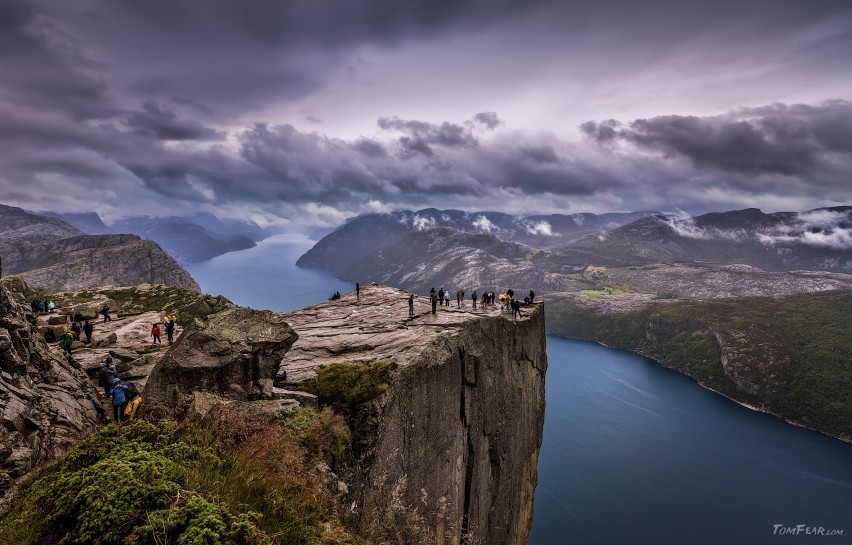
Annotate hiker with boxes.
[102,358,117,397]
[430,290,438,314]
[472,290,478,309]
[356,282,360,299]
[44,328,56,343]
[100,305,112,322]
[73,311,84,324]
[110,378,128,423]
[529,290,535,304]
[438,288,444,306]
[70,321,81,340]
[30,300,38,313]
[151,323,161,344]
[513,299,523,318]
[37,299,45,313]
[60,328,75,354]
[524,296,530,306]
[125,389,143,420]
[47,300,55,313]
[456,290,461,308]
[444,290,450,306]
[408,293,414,316]
[165,317,175,344]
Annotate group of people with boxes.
[97,357,142,423]
[30,298,56,313]
[425,287,535,316]
[156,314,177,344]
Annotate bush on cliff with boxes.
[0,413,361,545]
[300,360,398,412]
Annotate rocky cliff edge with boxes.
[278,285,548,545]
[0,278,101,511]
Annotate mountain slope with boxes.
[0,204,199,292]
[537,207,852,272]
[110,216,259,264]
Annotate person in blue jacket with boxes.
[110,377,128,423]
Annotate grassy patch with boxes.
[300,361,398,412]
[0,413,362,545]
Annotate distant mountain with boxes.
[297,208,661,276]
[109,215,264,264]
[0,204,199,292]
[41,211,113,235]
[182,212,268,242]
[302,226,569,292]
[0,204,83,242]
[536,207,852,273]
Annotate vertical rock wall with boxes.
[0,278,101,511]
[355,307,546,545]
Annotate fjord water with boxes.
[529,337,852,545]
[188,235,852,545]
[186,234,352,312]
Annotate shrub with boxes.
[0,415,362,545]
[300,361,397,412]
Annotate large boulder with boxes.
[143,306,298,419]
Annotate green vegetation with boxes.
[300,361,398,412]
[547,290,852,440]
[44,285,232,326]
[0,413,362,545]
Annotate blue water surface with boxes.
[529,337,852,545]
[186,234,353,311]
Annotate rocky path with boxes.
[38,311,183,416]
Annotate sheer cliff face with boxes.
[0,278,101,510]
[279,285,547,545]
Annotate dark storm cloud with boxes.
[581,101,852,181]
[125,102,225,141]
[13,0,548,121]
[0,0,114,120]
[472,112,502,130]
[1,0,851,223]
[378,116,479,149]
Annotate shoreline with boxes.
[547,333,852,445]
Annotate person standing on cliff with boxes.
[438,288,444,305]
[472,290,478,309]
[408,293,414,316]
[110,378,128,423]
[82,320,94,344]
[356,282,360,299]
[102,359,117,398]
[165,316,175,344]
[151,323,161,344]
[529,289,535,304]
[100,305,111,322]
[430,290,438,314]
[60,328,75,354]
[456,290,461,308]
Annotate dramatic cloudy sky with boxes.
[1,0,850,229]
